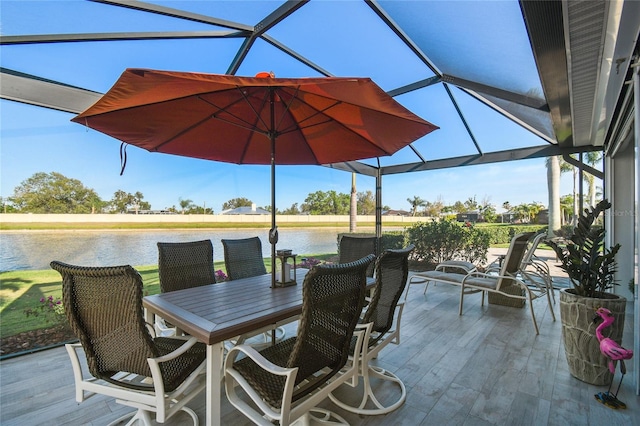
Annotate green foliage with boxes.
[510,202,545,223]
[110,190,150,213]
[9,172,105,213]
[380,232,405,250]
[423,198,445,217]
[178,198,194,212]
[548,199,620,297]
[301,190,350,215]
[281,203,300,215]
[0,196,18,213]
[480,225,546,244]
[406,195,426,216]
[404,220,491,266]
[23,295,68,329]
[482,205,498,223]
[357,191,375,215]
[222,197,253,210]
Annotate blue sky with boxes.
[0,1,576,213]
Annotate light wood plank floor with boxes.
[1,278,637,425]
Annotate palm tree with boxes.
[527,202,544,223]
[583,151,602,207]
[554,153,602,226]
[178,198,193,214]
[546,156,561,236]
[560,194,574,226]
[558,156,577,226]
[407,196,426,216]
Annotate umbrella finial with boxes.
[255,71,275,78]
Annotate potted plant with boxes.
[548,199,626,385]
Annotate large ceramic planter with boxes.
[559,288,627,385]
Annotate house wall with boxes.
[607,136,635,302]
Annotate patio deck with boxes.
[1,261,638,425]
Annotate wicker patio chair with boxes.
[338,235,377,277]
[157,239,216,292]
[330,245,414,415]
[224,254,375,426]
[156,239,216,336]
[50,261,206,426]
[222,236,267,280]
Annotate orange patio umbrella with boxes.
[72,68,438,286]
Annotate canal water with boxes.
[0,228,368,271]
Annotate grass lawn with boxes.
[0,253,336,339]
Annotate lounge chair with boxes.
[408,232,554,334]
[518,231,556,304]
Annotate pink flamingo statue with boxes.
[593,307,633,409]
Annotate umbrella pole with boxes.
[269,89,278,288]
[270,142,277,288]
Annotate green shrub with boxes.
[480,225,547,244]
[404,220,491,265]
[381,231,405,250]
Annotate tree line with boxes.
[0,172,386,215]
[405,195,549,224]
[1,170,590,220]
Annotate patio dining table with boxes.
[143,270,375,426]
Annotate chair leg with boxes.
[545,287,556,322]
[329,329,406,416]
[106,408,152,426]
[527,296,540,335]
[329,363,406,415]
[293,409,349,426]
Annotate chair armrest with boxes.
[147,336,206,398]
[224,344,299,420]
[154,317,177,337]
[151,336,201,363]
[226,344,296,377]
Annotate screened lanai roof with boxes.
[1,0,638,178]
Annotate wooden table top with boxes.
[143,271,375,345]
[143,272,311,345]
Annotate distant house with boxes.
[456,211,481,223]
[501,211,517,223]
[221,203,270,215]
[536,209,549,224]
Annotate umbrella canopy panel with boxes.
[72,69,437,166]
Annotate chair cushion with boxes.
[417,270,466,283]
[415,270,499,290]
[435,260,477,273]
[462,276,500,290]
